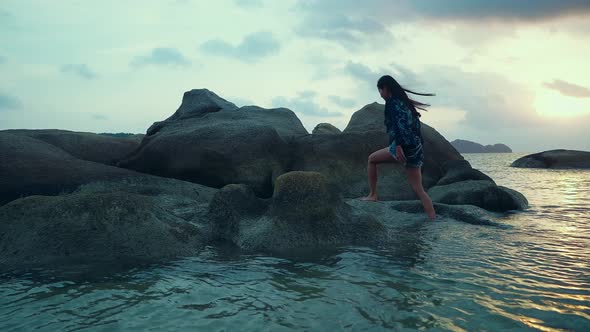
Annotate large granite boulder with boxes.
[511,149,590,169]
[117,89,309,198]
[0,129,143,166]
[0,177,217,269]
[0,132,133,205]
[291,102,464,200]
[0,132,214,207]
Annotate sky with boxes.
[1,0,589,152]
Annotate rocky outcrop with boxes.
[0,88,531,270]
[312,123,342,135]
[1,129,143,166]
[205,171,500,255]
[117,89,309,198]
[511,149,590,169]
[206,172,387,254]
[115,89,525,208]
[1,170,502,269]
[451,139,512,153]
[0,177,217,268]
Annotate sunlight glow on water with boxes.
[1,153,589,331]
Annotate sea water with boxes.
[1,153,589,331]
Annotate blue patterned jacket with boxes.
[383,97,423,146]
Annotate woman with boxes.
[359,75,436,220]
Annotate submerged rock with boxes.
[205,171,504,256]
[511,149,590,169]
[427,180,528,212]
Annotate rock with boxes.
[343,102,385,133]
[451,139,512,153]
[270,171,340,223]
[312,123,342,135]
[0,132,131,206]
[427,180,528,212]
[117,89,309,198]
[206,184,269,242]
[347,199,503,227]
[511,149,590,169]
[436,160,494,186]
[205,171,506,256]
[0,132,216,207]
[0,177,218,269]
[342,102,463,164]
[292,102,464,200]
[1,129,143,166]
[206,171,388,254]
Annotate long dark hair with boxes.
[377,75,435,118]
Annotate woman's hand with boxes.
[396,145,406,163]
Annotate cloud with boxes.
[295,13,389,48]
[408,0,590,22]
[200,31,280,62]
[60,64,98,80]
[292,0,590,47]
[272,90,343,117]
[0,9,22,31]
[544,79,590,98]
[344,61,381,86]
[328,95,356,108]
[344,62,541,130]
[0,55,5,64]
[295,0,590,23]
[92,113,108,120]
[234,0,264,9]
[0,9,13,24]
[292,1,394,50]
[343,61,426,91]
[228,96,256,107]
[0,92,23,111]
[131,47,191,68]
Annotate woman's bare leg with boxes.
[359,147,397,201]
[405,167,436,219]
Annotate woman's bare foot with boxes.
[359,195,378,202]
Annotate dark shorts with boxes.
[388,141,424,168]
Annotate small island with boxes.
[451,139,512,153]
